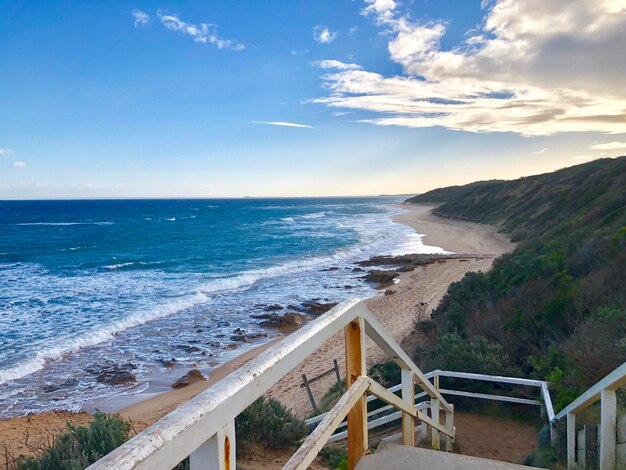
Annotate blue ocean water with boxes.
[0,198,443,416]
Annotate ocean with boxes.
[0,197,443,417]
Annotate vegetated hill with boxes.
[406,157,626,411]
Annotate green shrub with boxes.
[16,411,133,470]
[235,397,307,449]
[425,333,508,376]
[368,360,401,389]
[319,446,348,470]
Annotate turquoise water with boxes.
[0,197,442,416]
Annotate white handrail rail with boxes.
[88,298,454,470]
[306,368,555,443]
[551,361,625,470]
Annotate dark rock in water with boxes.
[43,377,79,393]
[344,285,354,289]
[217,320,231,327]
[231,332,268,342]
[251,313,275,320]
[178,345,202,353]
[233,327,246,335]
[195,328,204,333]
[159,357,177,369]
[358,254,448,270]
[43,383,59,393]
[171,369,206,389]
[364,270,399,286]
[301,301,338,316]
[352,267,364,272]
[225,344,239,350]
[263,304,284,312]
[259,311,307,331]
[320,267,340,271]
[206,339,221,348]
[95,364,137,386]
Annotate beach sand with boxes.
[0,203,514,465]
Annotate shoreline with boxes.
[117,203,513,423]
[0,202,514,463]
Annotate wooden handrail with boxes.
[88,298,454,470]
[284,377,370,470]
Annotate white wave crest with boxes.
[0,292,209,385]
[103,262,135,270]
[300,211,327,219]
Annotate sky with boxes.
[1,0,625,199]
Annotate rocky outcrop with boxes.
[90,363,138,386]
[230,327,268,342]
[301,301,338,316]
[257,311,307,330]
[171,369,206,388]
[263,304,284,312]
[364,270,399,285]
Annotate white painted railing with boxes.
[553,362,626,470]
[306,368,555,444]
[87,298,455,470]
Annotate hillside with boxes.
[406,157,626,410]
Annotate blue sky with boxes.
[1,0,625,199]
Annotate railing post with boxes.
[190,420,236,470]
[345,316,367,470]
[431,372,440,450]
[445,404,454,452]
[599,389,617,470]
[567,412,576,469]
[401,369,415,447]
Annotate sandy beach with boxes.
[0,203,513,464]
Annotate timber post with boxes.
[345,316,367,470]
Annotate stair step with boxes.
[355,445,542,470]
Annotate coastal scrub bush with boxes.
[16,411,133,470]
[320,446,348,470]
[409,157,626,410]
[235,397,307,449]
[368,360,401,389]
[424,333,508,376]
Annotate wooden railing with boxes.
[306,369,555,444]
[553,361,626,470]
[87,298,455,470]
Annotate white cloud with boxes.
[254,121,313,128]
[312,60,362,70]
[13,161,26,168]
[132,9,149,27]
[314,26,337,44]
[363,0,397,24]
[291,48,309,56]
[589,141,626,150]
[533,148,549,154]
[157,10,244,50]
[571,155,595,160]
[315,0,626,136]
[0,148,13,155]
